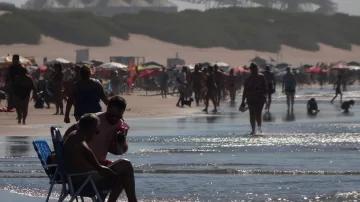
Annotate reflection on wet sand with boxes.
[263,111,276,122]
[5,137,31,158]
[282,111,296,122]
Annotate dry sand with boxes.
[0,34,359,66]
[0,92,199,136]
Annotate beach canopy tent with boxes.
[306,67,327,73]
[45,58,71,65]
[97,62,127,70]
[250,56,267,66]
[347,61,360,67]
[90,60,104,67]
[0,55,32,66]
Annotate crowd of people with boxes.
[1,54,357,201]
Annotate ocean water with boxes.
[0,86,360,201]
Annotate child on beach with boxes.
[341,100,355,113]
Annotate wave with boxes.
[1,169,360,177]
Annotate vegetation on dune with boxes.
[0,5,360,52]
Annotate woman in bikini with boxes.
[239,63,267,135]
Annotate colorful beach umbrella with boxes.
[98,62,127,70]
[306,67,327,73]
[0,55,32,66]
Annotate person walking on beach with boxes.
[64,113,137,202]
[240,63,267,135]
[264,65,276,111]
[64,65,108,123]
[214,65,223,106]
[52,63,64,115]
[13,67,37,124]
[203,66,217,113]
[5,54,23,111]
[282,67,296,112]
[191,64,203,106]
[176,66,187,107]
[227,68,237,105]
[331,75,343,104]
[159,67,169,98]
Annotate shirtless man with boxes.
[64,96,137,202]
[282,67,296,112]
[263,65,276,111]
[214,65,223,106]
[191,64,203,106]
[330,75,342,104]
[203,66,217,113]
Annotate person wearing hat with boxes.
[282,66,296,112]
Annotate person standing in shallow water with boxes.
[191,64,203,106]
[282,67,296,112]
[331,75,342,104]
[240,63,267,135]
[227,68,237,105]
[202,66,217,113]
[64,65,109,123]
[52,63,64,115]
[263,65,276,111]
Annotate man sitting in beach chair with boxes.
[64,96,138,201]
[64,113,137,202]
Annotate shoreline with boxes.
[0,92,205,136]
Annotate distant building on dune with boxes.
[22,0,177,16]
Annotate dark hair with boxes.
[79,113,99,131]
[214,65,218,70]
[208,65,213,72]
[230,68,234,75]
[249,63,258,70]
[108,96,127,110]
[80,65,91,80]
[12,54,19,60]
[54,63,63,72]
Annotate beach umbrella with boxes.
[136,69,162,79]
[137,64,163,71]
[98,62,127,70]
[0,55,32,66]
[141,61,165,68]
[234,67,249,73]
[347,61,360,67]
[330,61,348,70]
[90,60,104,66]
[306,67,327,73]
[210,62,230,68]
[45,58,71,65]
[347,66,360,70]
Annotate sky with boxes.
[2,0,360,16]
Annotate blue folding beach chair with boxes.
[33,127,109,202]
[33,140,61,202]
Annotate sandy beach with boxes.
[0,92,199,136]
[0,34,360,66]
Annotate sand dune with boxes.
[0,34,359,66]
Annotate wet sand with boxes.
[0,92,198,136]
[0,34,360,66]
